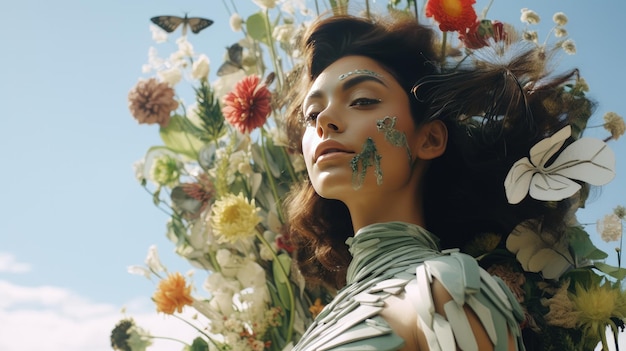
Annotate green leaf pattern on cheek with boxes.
[376,116,412,166]
[350,137,383,190]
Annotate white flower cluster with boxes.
[142,33,211,86]
[597,214,623,243]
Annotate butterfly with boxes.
[217,43,244,76]
[150,14,213,36]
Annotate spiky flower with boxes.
[541,279,579,328]
[153,272,194,314]
[211,193,262,244]
[571,282,626,349]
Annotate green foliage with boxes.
[273,253,292,311]
[159,115,205,159]
[186,337,209,351]
[566,226,608,261]
[194,80,226,142]
[247,12,270,44]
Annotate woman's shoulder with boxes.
[394,251,526,351]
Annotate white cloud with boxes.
[0,253,31,273]
[0,279,206,351]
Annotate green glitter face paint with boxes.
[376,116,412,166]
[350,137,383,189]
[338,69,383,81]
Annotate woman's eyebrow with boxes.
[304,74,387,103]
[341,74,387,91]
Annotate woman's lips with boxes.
[314,140,354,162]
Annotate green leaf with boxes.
[272,253,292,310]
[595,262,626,280]
[187,337,209,351]
[567,226,608,260]
[194,81,226,142]
[152,187,161,206]
[159,115,205,159]
[561,268,603,290]
[246,12,269,44]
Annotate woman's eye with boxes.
[303,112,319,124]
[350,98,381,107]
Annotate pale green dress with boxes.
[292,222,525,351]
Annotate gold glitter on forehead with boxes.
[338,69,383,81]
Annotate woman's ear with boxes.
[414,120,447,160]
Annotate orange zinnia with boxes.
[153,272,194,314]
[425,0,477,33]
[221,75,272,134]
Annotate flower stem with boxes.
[279,146,299,184]
[440,32,448,67]
[263,9,283,92]
[260,129,285,223]
[255,228,295,345]
[481,0,495,18]
[172,314,221,350]
[149,335,190,346]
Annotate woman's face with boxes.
[301,55,424,202]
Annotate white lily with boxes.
[504,125,615,204]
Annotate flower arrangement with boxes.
[113,1,626,351]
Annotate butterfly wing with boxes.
[217,43,244,76]
[187,17,214,34]
[151,16,184,33]
[217,62,244,76]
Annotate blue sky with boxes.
[0,1,625,350]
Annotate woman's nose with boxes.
[316,109,343,137]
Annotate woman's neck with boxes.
[347,189,425,234]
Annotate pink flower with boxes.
[221,75,272,134]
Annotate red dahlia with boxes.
[221,75,272,134]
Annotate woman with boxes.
[283,13,609,351]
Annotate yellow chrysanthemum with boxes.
[211,193,261,243]
[571,282,626,348]
[153,272,194,314]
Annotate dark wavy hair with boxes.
[283,14,594,289]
